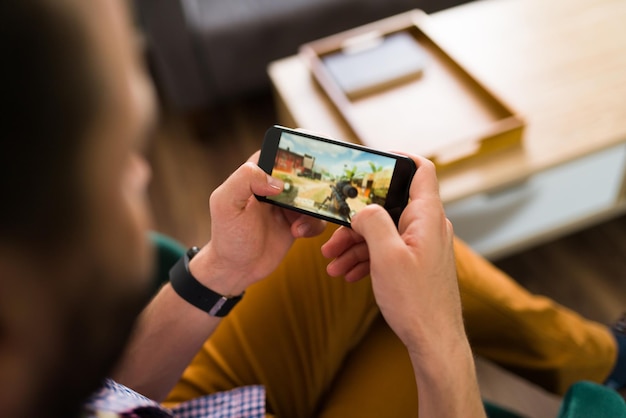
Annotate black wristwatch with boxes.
[169,246,244,317]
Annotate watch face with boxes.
[187,246,201,258]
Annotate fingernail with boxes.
[267,175,283,190]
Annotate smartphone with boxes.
[257,125,417,227]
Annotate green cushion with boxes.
[557,381,626,418]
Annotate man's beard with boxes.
[32,265,154,418]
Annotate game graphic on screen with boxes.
[268,132,398,223]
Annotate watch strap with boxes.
[169,247,244,317]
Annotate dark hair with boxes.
[0,0,100,249]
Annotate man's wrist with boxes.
[410,336,475,385]
[187,245,248,297]
[409,337,485,417]
[169,247,244,317]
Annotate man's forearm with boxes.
[112,283,222,402]
[410,339,486,418]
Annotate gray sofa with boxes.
[133,0,470,110]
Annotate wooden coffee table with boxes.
[268,0,626,259]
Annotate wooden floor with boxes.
[147,90,626,417]
[496,215,626,326]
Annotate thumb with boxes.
[211,162,283,212]
[351,204,404,256]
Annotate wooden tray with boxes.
[299,9,525,169]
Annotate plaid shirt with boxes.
[83,379,266,418]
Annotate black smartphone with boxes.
[257,125,417,227]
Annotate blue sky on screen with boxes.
[279,132,396,177]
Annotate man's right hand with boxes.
[322,155,463,352]
[322,155,486,417]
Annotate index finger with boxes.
[210,161,282,214]
[394,153,441,201]
[321,225,363,259]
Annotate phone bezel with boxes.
[257,125,417,227]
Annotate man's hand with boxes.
[190,151,326,296]
[322,155,461,350]
[322,154,485,417]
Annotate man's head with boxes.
[0,0,157,416]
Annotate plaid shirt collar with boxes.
[84,379,265,418]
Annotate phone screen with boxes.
[257,126,416,227]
